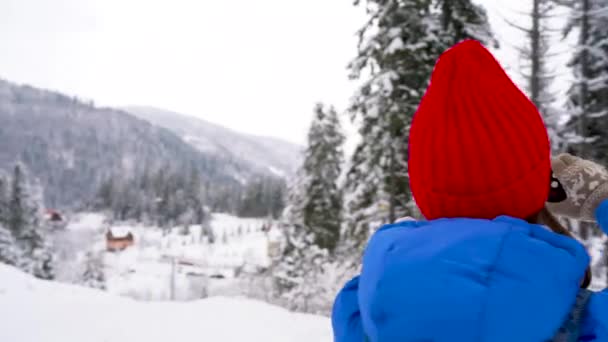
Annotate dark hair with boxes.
[528,207,591,289]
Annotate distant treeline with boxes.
[92,165,286,227]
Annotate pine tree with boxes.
[8,164,26,237]
[345,0,435,253]
[0,171,21,267]
[180,224,191,236]
[199,220,215,244]
[81,251,106,290]
[436,0,497,47]
[0,171,8,226]
[272,103,345,312]
[267,179,286,219]
[8,164,55,279]
[561,0,608,161]
[24,179,55,280]
[273,230,329,313]
[206,223,216,244]
[298,104,345,252]
[343,0,494,254]
[0,224,20,266]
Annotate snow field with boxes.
[61,212,279,300]
[0,264,332,342]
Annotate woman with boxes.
[331,40,608,341]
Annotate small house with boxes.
[45,209,67,229]
[106,227,135,252]
[45,209,63,222]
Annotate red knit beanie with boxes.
[408,40,551,220]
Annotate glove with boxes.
[546,153,608,222]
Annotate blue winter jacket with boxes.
[332,201,608,341]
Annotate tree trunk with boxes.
[388,142,396,224]
[530,0,541,109]
[580,221,591,241]
[578,0,591,158]
[441,0,452,32]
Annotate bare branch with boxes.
[502,15,532,33]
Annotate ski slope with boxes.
[0,265,331,342]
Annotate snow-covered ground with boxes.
[55,212,282,301]
[52,213,108,283]
[0,265,331,342]
[65,212,107,231]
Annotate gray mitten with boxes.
[547,153,608,222]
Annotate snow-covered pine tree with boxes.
[272,103,345,312]
[206,223,216,244]
[8,164,26,237]
[268,181,286,219]
[180,224,191,236]
[435,0,497,47]
[281,103,344,251]
[199,218,215,244]
[24,178,55,280]
[560,0,608,161]
[274,232,329,313]
[272,194,326,311]
[343,0,495,255]
[0,224,20,266]
[81,251,106,290]
[8,164,55,279]
[0,171,8,226]
[344,0,438,255]
[0,171,21,266]
[299,104,345,252]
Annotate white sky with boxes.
[0,0,569,146]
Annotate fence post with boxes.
[170,257,176,301]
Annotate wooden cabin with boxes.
[45,209,67,230]
[45,209,63,222]
[106,227,135,252]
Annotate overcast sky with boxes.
[0,0,568,146]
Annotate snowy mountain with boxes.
[0,79,275,209]
[125,106,302,177]
[0,264,331,342]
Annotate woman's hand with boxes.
[547,153,608,222]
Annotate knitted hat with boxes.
[408,40,551,220]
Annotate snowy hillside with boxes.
[0,79,256,208]
[126,106,302,177]
[0,264,331,342]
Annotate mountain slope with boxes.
[0,79,255,208]
[125,106,302,177]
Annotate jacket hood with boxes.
[357,217,590,341]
